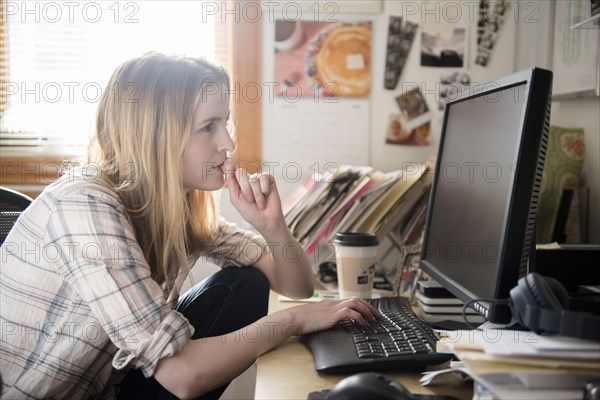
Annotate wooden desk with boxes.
[255,292,473,399]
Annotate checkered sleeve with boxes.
[203,218,267,268]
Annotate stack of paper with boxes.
[283,163,433,256]
[441,329,600,400]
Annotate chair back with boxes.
[0,186,33,212]
[0,187,33,245]
[0,211,22,246]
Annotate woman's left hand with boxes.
[224,159,284,232]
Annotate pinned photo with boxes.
[395,87,432,132]
[384,16,418,90]
[475,0,509,67]
[386,114,431,146]
[438,72,472,111]
[420,26,467,68]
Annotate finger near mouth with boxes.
[213,163,225,174]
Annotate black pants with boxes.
[117,266,270,400]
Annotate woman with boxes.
[0,53,378,399]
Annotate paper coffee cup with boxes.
[333,232,379,299]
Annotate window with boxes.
[1,0,260,167]
[1,1,217,145]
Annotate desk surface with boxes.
[255,291,473,400]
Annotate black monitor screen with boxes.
[421,68,552,323]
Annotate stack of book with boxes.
[283,162,433,259]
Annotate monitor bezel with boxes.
[420,67,553,324]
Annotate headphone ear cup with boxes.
[510,276,538,326]
[525,273,566,311]
[543,276,570,308]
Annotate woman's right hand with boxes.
[282,297,381,336]
[154,296,380,398]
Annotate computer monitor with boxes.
[420,67,553,324]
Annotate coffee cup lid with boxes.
[333,232,379,247]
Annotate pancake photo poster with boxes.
[274,20,372,97]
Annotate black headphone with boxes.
[509,272,600,342]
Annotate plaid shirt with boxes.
[0,173,266,399]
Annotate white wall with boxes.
[216,0,600,244]
[514,0,600,243]
[261,0,518,189]
[370,1,520,171]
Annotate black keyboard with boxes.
[300,296,453,374]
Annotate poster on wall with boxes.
[420,24,467,68]
[274,20,372,97]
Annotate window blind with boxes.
[1,0,260,166]
[214,2,232,71]
[1,1,217,144]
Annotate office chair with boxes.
[0,211,22,246]
[0,186,33,246]
[0,186,33,212]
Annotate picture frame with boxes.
[393,244,424,301]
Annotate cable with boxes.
[461,298,511,330]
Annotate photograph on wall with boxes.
[474,48,492,68]
[438,72,472,111]
[420,25,467,68]
[385,115,431,146]
[274,20,372,97]
[386,86,432,146]
[475,0,510,67]
[395,87,431,131]
[384,16,418,90]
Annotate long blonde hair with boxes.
[89,53,230,284]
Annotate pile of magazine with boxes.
[283,162,434,288]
